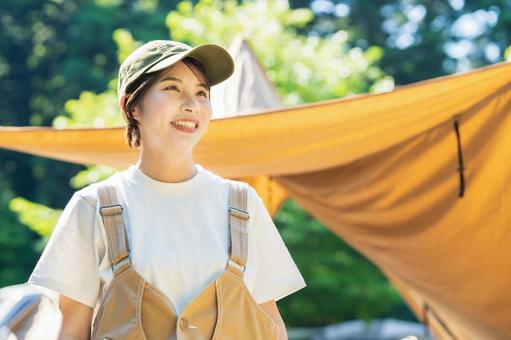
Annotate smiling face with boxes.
[131,60,212,154]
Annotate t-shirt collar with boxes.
[123,163,206,196]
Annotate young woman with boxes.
[28,40,306,339]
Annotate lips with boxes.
[170,119,199,133]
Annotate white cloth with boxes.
[28,163,306,315]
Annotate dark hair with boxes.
[122,57,211,148]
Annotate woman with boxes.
[28,40,306,339]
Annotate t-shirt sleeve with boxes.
[247,186,307,304]
[27,192,100,308]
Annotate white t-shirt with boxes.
[28,163,306,315]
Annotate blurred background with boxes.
[1,0,510,338]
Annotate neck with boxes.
[135,148,197,183]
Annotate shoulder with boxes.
[199,164,257,194]
[198,165,260,210]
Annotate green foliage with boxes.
[69,165,119,188]
[113,28,140,65]
[166,0,393,105]
[8,197,60,240]
[300,0,510,85]
[504,46,511,61]
[54,81,121,129]
[0,178,40,286]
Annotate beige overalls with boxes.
[90,181,279,340]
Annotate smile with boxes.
[170,120,198,133]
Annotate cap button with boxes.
[180,317,189,331]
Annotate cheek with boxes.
[149,91,172,107]
[141,93,172,120]
[202,101,213,117]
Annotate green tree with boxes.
[0,182,40,287]
[290,0,509,85]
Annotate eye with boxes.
[197,90,209,98]
[164,84,208,98]
[164,84,179,91]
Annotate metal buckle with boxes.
[228,207,250,220]
[111,256,131,272]
[228,259,246,272]
[99,204,124,216]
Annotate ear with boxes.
[119,94,127,113]
[120,94,142,125]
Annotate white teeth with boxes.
[172,120,196,128]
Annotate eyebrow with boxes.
[159,76,209,90]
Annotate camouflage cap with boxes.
[117,39,234,101]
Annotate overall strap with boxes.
[97,185,131,274]
[227,181,250,276]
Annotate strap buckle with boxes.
[228,207,250,220]
[111,256,131,272]
[100,204,124,216]
[228,259,246,272]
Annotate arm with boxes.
[259,300,288,340]
[58,294,94,340]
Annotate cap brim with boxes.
[145,44,235,86]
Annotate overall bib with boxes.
[90,181,279,340]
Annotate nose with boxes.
[181,94,199,114]
[183,106,197,114]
